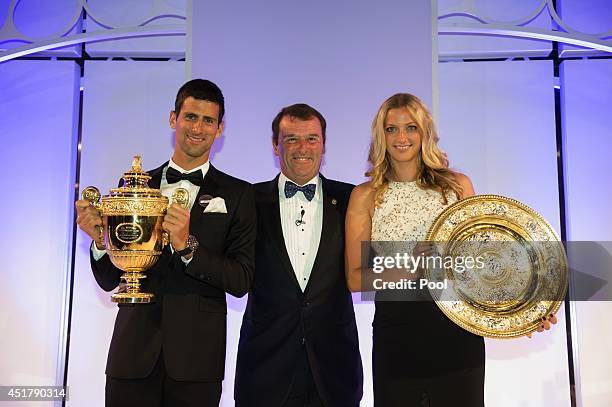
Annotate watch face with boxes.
[188,235,199,251]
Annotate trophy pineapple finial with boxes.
[132,155,143,172]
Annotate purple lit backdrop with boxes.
[191,0,434,185]
[562,58,612,406]
[0,60,79,391]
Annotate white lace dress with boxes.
[371,180,456,243]
[369,181,485,406]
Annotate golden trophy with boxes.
[82,155,189,304]
[425,195,568,338]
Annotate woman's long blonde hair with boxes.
[366,93,462,206]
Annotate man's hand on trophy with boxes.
[163,203,191,252]
[75,199,105,249]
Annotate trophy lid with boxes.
[109,155,163,198]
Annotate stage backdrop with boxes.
[562,58,612,407]
[0,59,79,406]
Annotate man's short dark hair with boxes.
[174,79,225,122]
[271,103,327,145]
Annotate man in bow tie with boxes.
[235,104,363,407]
[75,79,256,406]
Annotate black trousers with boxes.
[105,352,221,407]
[283,349,324,407]
[374,366,485,407]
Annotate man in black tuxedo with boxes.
[75,79,256,406]
[235,104,363,407]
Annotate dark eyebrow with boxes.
[182,111,217,123]
[385,121,417,126]
[283,133,320,138]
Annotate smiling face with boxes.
[273,115,324,185]
[384,107,422,165]
[170,96,224,170]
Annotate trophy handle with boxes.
[162,231,169,247]
[161,188,190,248]
[82,186,101,208]
[171,188,190,209]
[81,186,105,247]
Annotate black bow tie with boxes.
[284,181,316,201]
[166,167,204,186]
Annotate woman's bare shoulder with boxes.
[454,172,475,198]
[351,181,376,201]
[348,181,378,218]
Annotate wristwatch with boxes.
[175,234,199,257]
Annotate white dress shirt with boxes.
[160,159,209,211]
[91,159,210,263]
[278,172,323,291]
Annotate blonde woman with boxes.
[345,93,484,406]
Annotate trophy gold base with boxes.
[112,291,155,304]
[111,271,155,304]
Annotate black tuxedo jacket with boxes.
[234,175,363,407]
[90,162,256,381]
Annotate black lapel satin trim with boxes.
[304,175,338,296]
[189,164,220,227]
[263,175,302,292]
[146,161,168,189]
[144,161,172,268]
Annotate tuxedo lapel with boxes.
[144,161,172,267]
[147,162,167,189]
[261,177,302,292]
[304,176,339,296]
[189,164,219,227]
